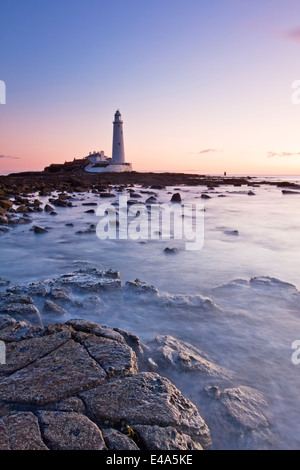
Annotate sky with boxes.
[1,0,300,175]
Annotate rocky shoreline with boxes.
[0,168,297,230]
[0,267,278,450]
[1,167,298,204]
[0,169,287,450]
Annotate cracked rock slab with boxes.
[38,411,107,450]
[75,331,138,378]
[145,335,232,379]
[80,372,211,449]
[0,412,48,450]
[0,339,106,405]
[102,428,140,450]
[204,385,275,449]
[133,425,203,450]
[0,330,72,376]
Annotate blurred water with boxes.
[1,177,300,449]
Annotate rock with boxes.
[123,280,159,297]
[0,412,48,450]
[52,198,72,207]
[33,199,42,207]
[0,331,71,376]
[102,428,140,450]
[248,191,255,196]
[0,215,8,224]
[42,300,68,316]
[56,269,121,292]
[171,193,181,202]
[74,331,138,378]
[82,202,97,206]
[0,278,10,287]
[0,200,13,211]
[0,293,34,305]
[133,425,203,450]
[49,397,86,413]
[0,320,42,343]
[79,295,103,310]
[80,372,211,449]
[145,335,231,380]
[249,276,298,292]
[7,281,48,297]
[0,226,11,234]
[50,211,57,216]
[0,318,213,450]
[204,385,275,449]
[160,293,222,313]
[65,319,127,344]
[99,193,116,198]
[282,190,300,195]
[44,204,54,212]
[0,339,107,405]
[30,225,48,234]
[164,247,179,254]
[49,286,72,302]
[129,192,142,198]
[224,230,239,236]
[38,411,107,450]
[84,209,95,213]
[0,315,17,330]
[201,194,211,199]
[15,205,28,213]
[113,327,144,359]
[0,303,41,324]
[146,196,157,204]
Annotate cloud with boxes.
[189,149,219,155]
[198,148,218,154]
[267,151,300,158]
[0,154,20,160]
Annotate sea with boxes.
[1,173,300,449]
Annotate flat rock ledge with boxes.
[0,317,210,451]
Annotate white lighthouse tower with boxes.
[112,109,125,164]
[84,109,132,173]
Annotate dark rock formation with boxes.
[144,335,232,380]
[42,300,68,316]
[170,193,181,202]
[203,385,276,450]
[80,372,211,449]
[30,226,48,234]
[164,247,179,254]
[0,318,210,450]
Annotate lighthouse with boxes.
[84,109,132,173]
[112,109,125,164]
